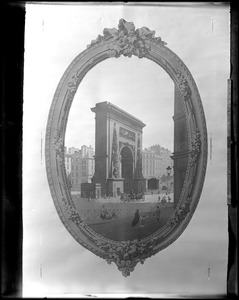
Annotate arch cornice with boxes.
[45,19,207,277]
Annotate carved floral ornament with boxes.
[45,19,207,277]
[87,18,167,59]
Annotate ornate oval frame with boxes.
[45,19,207,277]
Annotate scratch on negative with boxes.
[208,266,211,281]
[40,264,43,279]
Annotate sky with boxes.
[23,3,230,154]
[23,3,230,297]
[66,55,174,151]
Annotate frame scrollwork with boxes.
[45,19,207,276]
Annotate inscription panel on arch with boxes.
[119,127,136,142]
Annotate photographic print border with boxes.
[45,19,208,276]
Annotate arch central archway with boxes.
[121,146,134,193]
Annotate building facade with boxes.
[142,149,160,179]
[142,146,173,183]
[64,145,95,194]
[70,151,82,193]
[81,150,95,184]
[68,146,80,155]
[64,153,72,176]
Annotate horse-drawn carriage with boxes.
[120,192,144,202]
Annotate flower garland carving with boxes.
[87,18,167,59]
[175,69,192,102]
[166,197,191,227]
[62,197,85,227]
[189,128,202,166]
[95,237,160,277]
[67,72,81,100]
[53,127,64,165]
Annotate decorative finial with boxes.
[87,19,167,59]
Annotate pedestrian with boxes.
[155,206,161,222]
[139,215,147,228]
[132,209,140,227]
[162,196,166,204]
[100,205,107,220]
[158,195,161,202]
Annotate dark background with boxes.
[1,1,237,298]
[1,1,24,297]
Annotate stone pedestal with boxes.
[133,178,147,193]
[107,178,124,197]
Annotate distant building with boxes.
[142,145,173,185]
[64,145,95,194]
[142,149,160,179]
[68,147,80,155]
[65,153,72,176]
[70,151,82,193]
[81,146,95,184]
[81,145,94,158]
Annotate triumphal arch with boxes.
[91,101,146,197]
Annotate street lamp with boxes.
[166,166,171,176]
[166,166,172,195]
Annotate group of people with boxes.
[99,203,162,227]
[158,195,171,203]
[132,206,161,228]
[100,205,117,220]
[120,192,145,202]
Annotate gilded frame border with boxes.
[45,19,207,276]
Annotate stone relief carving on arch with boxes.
[45,19,207,277]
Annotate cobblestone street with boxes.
[88,205,174,241]
[73,194,174,241]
